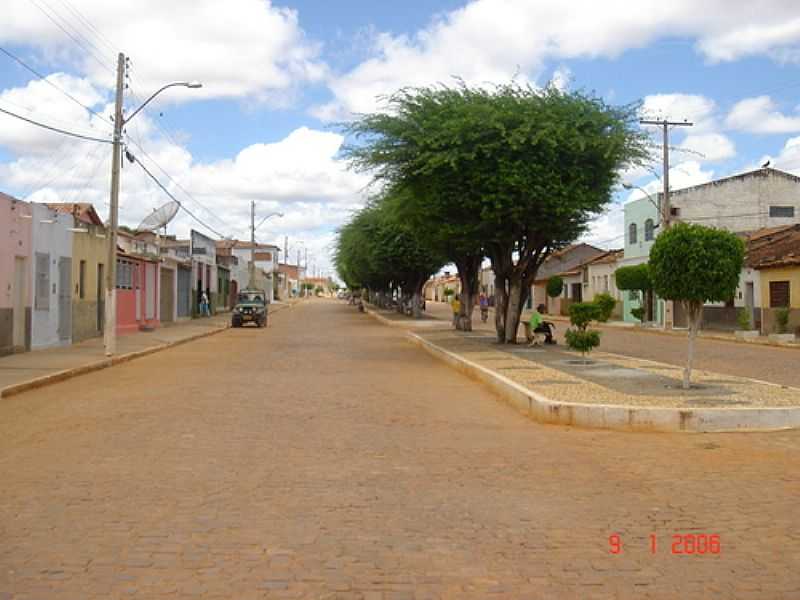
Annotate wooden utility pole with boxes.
[640,118,693,328]
[104,52,125,357]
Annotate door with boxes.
[145,262,156,320]
[159,268,174,323]
[13,257,26,350]
[177,267,191,317]
[97,263,104,332]
[571,283,582,303]
[57,257,71,341]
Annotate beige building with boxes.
[48,203,109,343]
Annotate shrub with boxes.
[568,302,601,330]
[546,276,564,298]
[565,329,601,359]
[775,307,790,334]
[443,287,454,297]
[736,308,751,331]
[630,307,645,322]
[593,293,616,322]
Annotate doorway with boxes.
[57,257,71,341]
[13,257,27,351]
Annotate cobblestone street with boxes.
[1,300,799,599]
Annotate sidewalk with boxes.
[364,303,800,432]
[0,301,294,398]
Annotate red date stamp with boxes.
[609,533,721,555]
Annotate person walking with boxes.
[200,290,211,317]
[451,293,461,328]
[479,292,489,323]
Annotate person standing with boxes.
[200,290,210,317]
[479,292,489,322]
[451,293,461,328]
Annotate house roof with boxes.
[534,243,606,282]
[669,167,800,199]
[46,202,104,226]
[746,225,800,270]
[584,249,624,266]
[217,240,280,250]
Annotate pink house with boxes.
[0,193,33,355]
[115,248,160,335]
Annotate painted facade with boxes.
[0,193,32,355]
[580,250,624,319]
[621,195,664,325]
[530,244,605,315]
[30,204,73,350]
[190,230,217,315]
[116,250,160,334]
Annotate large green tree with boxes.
[649,223,745,389]
[345,83,647,340]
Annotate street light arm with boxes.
[622,182,662,220]
[123,81,202,125]
[254,211,284,233]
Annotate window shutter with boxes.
[35,252,50,310]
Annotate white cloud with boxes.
[1,0,325,102]
[762,135,800,174]
[680,133,736,162]
[315,0,800,119]
[726,96,800,134]
[0,73,111,153]
[641,93,716,132]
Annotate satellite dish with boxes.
[136,200,180,232]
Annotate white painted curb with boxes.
[406,332,800,433]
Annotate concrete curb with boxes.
[0,303,293,399]
[404,331,800,433]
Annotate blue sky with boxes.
[2,0,800,273]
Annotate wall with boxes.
[671,169,800,233]
[758,266,800,335]
[585,261,624,319]
[71,221,109,343]
[30,204,73,350]
[0,195,32,355]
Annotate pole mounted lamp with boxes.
[104,50,201,357]
[622,182,666,227]
[248,206,283,288]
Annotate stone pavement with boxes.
[1,299,799,599]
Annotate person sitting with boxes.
[528,304,555,345]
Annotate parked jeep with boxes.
[231,289,267,328]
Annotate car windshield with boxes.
[238,292,264,304]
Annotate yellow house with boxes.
[748,225,800,335]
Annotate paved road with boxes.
[426,301,800,388]
[1,300,799,599]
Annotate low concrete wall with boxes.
[406,332,800,433]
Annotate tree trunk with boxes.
[504,278,525,343]
[494,273,507,342]
[455,255,482,332]
[683,302,702,390]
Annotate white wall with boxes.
[30,204,73,350]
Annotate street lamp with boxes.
[104,51,201,357]
[247,204,283,288]
[622,182,665,226]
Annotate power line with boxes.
[0,106,112,143]
[54,0,119,56]
[0,46,113,128]
[128,150,226,238]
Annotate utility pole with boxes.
[640,118,693,329]
[639,118,693,229]
[104,52,125,357]
[296,249,301,296]
[249,200,256,288]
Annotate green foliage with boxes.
[649,223,745,305]
[565,329,601,357]
[736,308,752,331]
[343,82,649,340]
[593,293,616,322]
[630,306,645,322]
[443,287,454,297]
[568,302,601,330]
[546,276,564,298]
[775,307,790,334]
[615,264,652,292]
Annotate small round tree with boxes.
[649,223,745,389]
[565,302,602,362]
[615,264,653,322]
[546,276,564,300]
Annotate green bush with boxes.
[630,306,645,322]
[546,276,564,298]
[775,307,790,334]
[736,308,751,331]
[593,293,616,322]
[565,329,601,358]
[568,302,601,330]
[443,287,454,297]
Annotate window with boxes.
[629,223,638,244]
[644,218,655,241]
[35,252,50,310]
[769,206,795,218]
[116,259,134,289]
[670,207,680,217]
[769,281,790,308]
[79,260,86,299]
